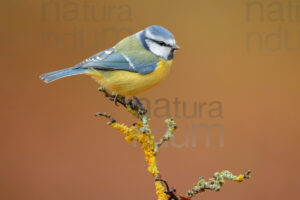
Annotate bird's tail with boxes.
[40,67,87,83]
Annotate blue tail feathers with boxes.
[40,67,87,83]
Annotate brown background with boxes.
[1,0,299,199]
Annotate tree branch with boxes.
[95,88,251,200]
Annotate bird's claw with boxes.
[113,94,119,106]
[133,96,145,109]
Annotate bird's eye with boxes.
[158,41,167,46]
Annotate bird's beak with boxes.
[173,44,180,50]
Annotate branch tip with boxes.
[95,112,116,125]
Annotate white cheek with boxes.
[146,40,171,60]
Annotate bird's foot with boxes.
[133,96,145,110]
[113,94,119,106]
[109,93,126,106]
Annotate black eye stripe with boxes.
[147,38,172,47]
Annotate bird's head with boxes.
[136,25,179,60]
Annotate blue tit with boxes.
[40,25,179,96]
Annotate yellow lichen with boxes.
[109,120,166,200]
[155,181,168,200]
[126,106,139,117]
[233,174,244,182]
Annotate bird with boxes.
[40,25,179,97]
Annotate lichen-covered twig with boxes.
[98,86,126,106]
[95,112,116,125]
[95,88,251,200]
[154,118,177,153]
[155,178,181,200]
[186,170,251,199]
[103,118,167,200]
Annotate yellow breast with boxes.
[86,59,173,96]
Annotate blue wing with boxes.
[74,48,159,75]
